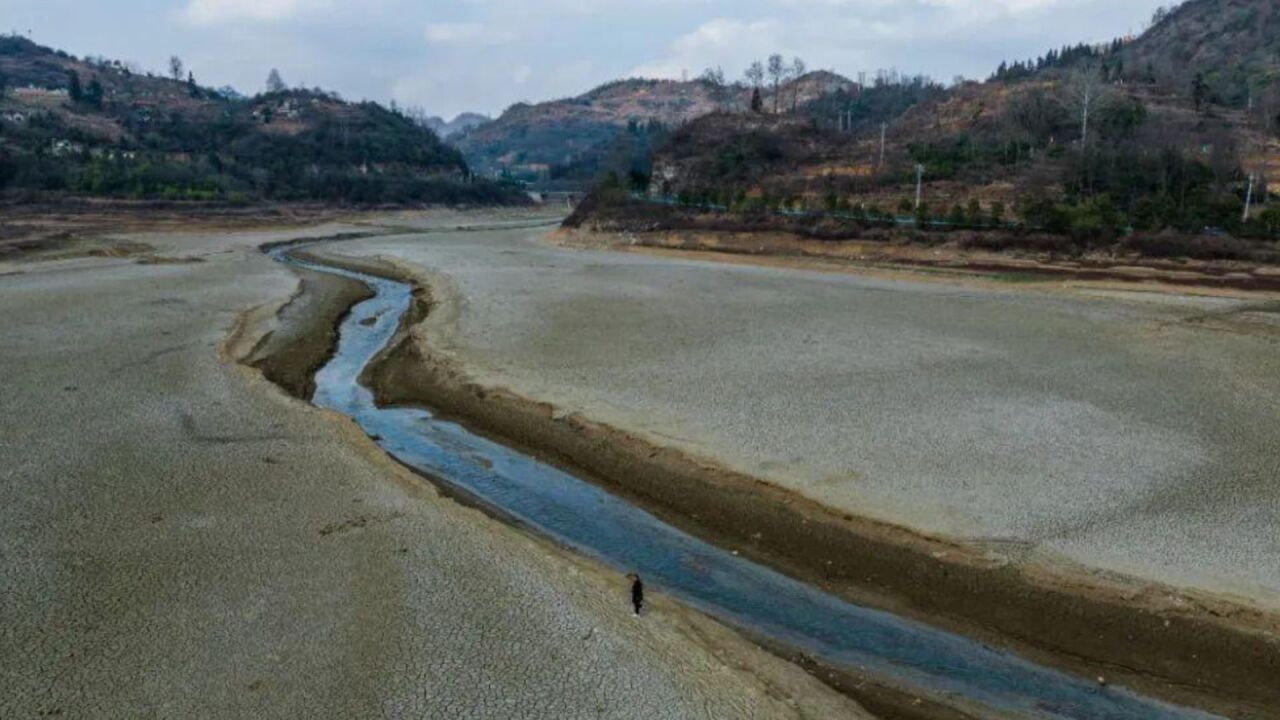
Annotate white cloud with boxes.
[425,22,516,46]
[32,0,1161,118]
[630,0,1152,87]
[630,18,779,79]
[181,0,324,25]
[426,22,484,44]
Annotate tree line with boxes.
[693,54,810,114]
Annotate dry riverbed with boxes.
[0,216,870,719]
[299,213,1280,717]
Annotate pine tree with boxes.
[1192,73,1209,111]
[265,69,287,94]
[66,71,83,103]
[84,79,104,109]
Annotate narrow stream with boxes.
[273,245,1220,720]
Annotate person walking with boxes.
[629,573,644,616]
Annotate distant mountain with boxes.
[454,72,857,186]
[0,36,520,204]
[453,78,731,181]
[424,112,490,139]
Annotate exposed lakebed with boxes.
[271,244,1222,720]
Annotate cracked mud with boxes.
[0,216,870,720]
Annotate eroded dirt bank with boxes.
[243,267,374,399]
[559,227,1280,294]
[319,254,1280,719]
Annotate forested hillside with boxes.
[572,0,1280,255]
[1118,0,1280,111]
[0,36,521,204]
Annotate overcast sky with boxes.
[1,0,1167,119]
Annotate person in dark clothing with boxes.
[629,574,644,616]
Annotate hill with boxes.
[452,71,860,187]
[1118,0,1280,110]
[0,36,521,204]
[570,4,1280,261]
[762,70,859,112]
[452,78,733,183]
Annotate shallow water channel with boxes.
[274,246,1220,720]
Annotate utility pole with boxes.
[1243,173,1256,222]
[878,123,887,167]
[914,163,924,209]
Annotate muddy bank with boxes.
[563,227,1280,294]
[346,267,1279,719]
[0,202,353,259]
[242,267,374,399]
[565,195,1280,281]
[238,241,437,400]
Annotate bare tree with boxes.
[788,57,806,111]
[168,56,184,82]
[265,68,287,94]
[767,54,785,113]
[697,66,730,106]
[1005,87,1068,158]
[744,61,764,89]
[1063,67,1113,150]
[1203,125,1241,194]
[403,105,431,128]
[698,66,725,87]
